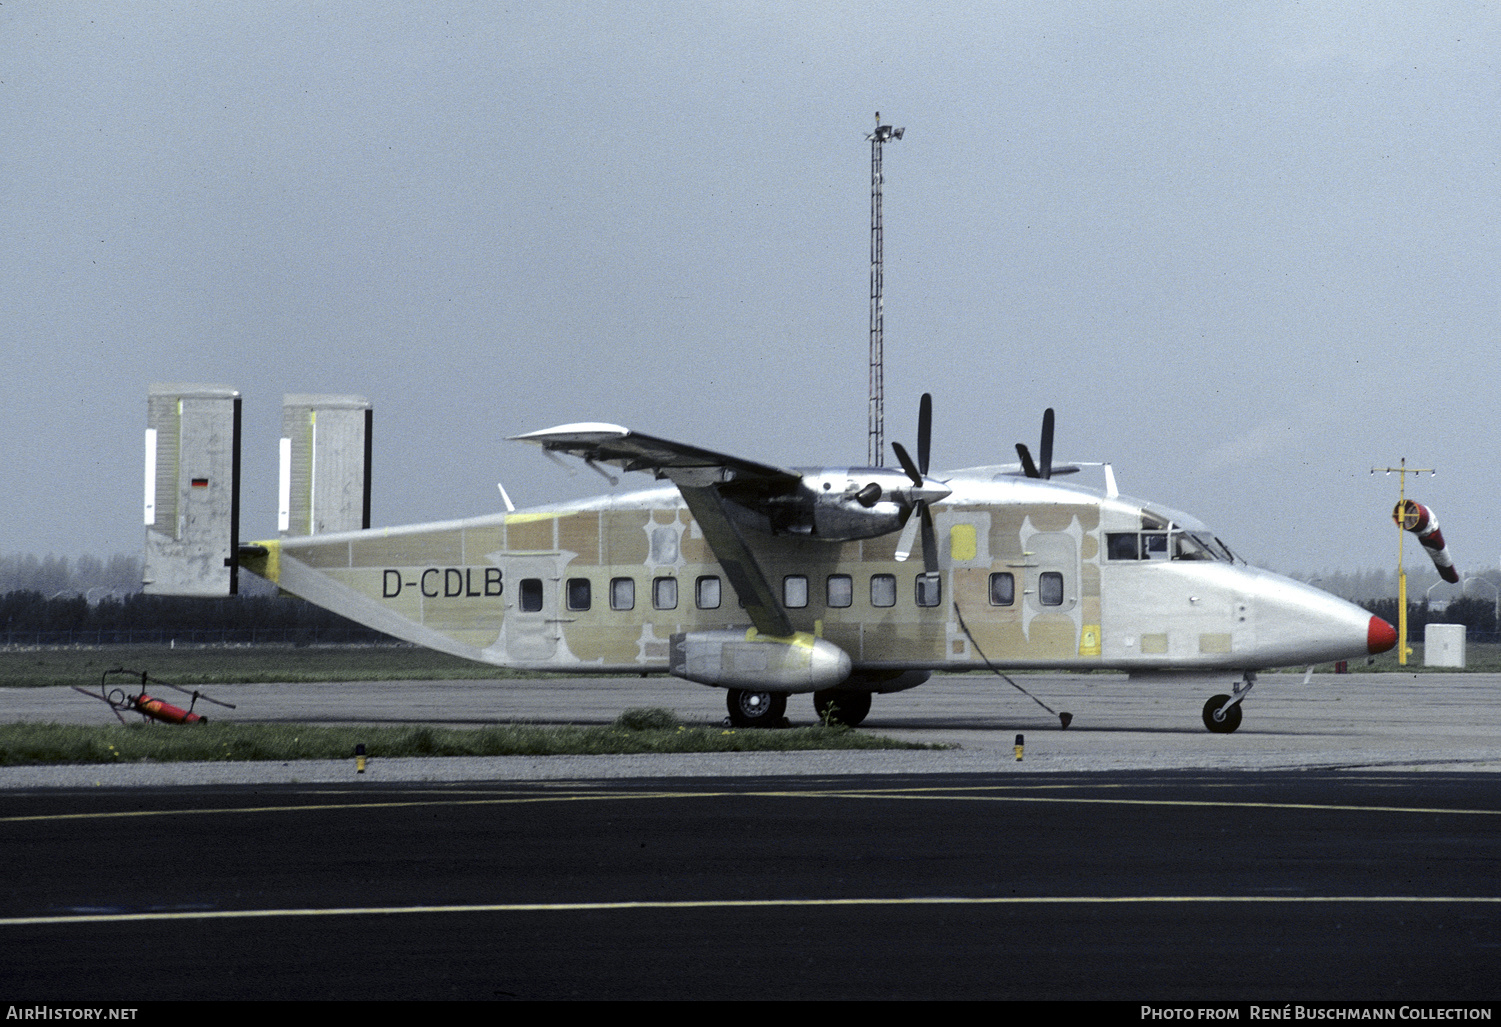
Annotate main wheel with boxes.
[813,690,872,727]
[1202,694,1243,734]
[726,689,787,728]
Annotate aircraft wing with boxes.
[511,423,799,637]
[509,423,801,491]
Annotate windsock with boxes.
[1393,500,1459,583]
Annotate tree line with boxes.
[1361,597,1498,639]
[0,591,387,641]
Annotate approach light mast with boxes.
[867,112,904,467]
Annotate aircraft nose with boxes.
[1368,616,1397,655]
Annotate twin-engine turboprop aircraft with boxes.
[143,384,1397,732]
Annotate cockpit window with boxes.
[1173,533,1212,561]
[1213,537,1241,563]
[1106,529,1235,563]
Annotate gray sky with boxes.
[4,2,1498,586]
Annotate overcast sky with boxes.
[4,2,1497,587]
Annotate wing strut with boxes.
[675,484,794,638]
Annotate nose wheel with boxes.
[1201,672,1255,733]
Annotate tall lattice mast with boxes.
[867,112,903,467]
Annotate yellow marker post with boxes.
[1372,458,1435,666]
[355,743,366,774]
[1014,734,1024,762]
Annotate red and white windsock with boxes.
[1393,500,1459,583]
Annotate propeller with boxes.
[1015,408,1056,480]
[892,393,947,573]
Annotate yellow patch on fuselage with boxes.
[950,524,977,562]
[246,539,281,584]
[504,511,558,525]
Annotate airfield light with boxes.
[867,111,905,467]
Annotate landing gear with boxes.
[1201,672,1255,733]
[1202,694,1243,733]
[726,689,787,728]
[813,690,872,727]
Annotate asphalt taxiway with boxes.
[5,771,1500,1000]
[4,671,1499,1001]
[1,670,1497,785]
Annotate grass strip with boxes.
[0,716,941,766]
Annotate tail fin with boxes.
[143,383,242,595]
[278,394,372,537]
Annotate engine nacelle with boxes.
[669,629,852,692]
[723,467,943,542]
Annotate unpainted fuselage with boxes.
[241,468,1384,682]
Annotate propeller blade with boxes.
[891,441,923,488]
[1015,443,1040,479]
[1039,408,1054,480]
[894,504,921,562]
[918,502,939,574]
[917,392,932,476]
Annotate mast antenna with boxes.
[866,112,904,466]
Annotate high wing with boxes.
[510,423,801,637]
[509,423,801,491]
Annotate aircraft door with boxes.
[1022,531,1078,615]
[500,555,560,661]
[1019,526,1083,657]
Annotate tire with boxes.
[726,689,787,728]
[1202,694,1243,734]
[813,690,872,727]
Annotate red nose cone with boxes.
[1368,616,1398,655]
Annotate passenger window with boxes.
[520,578,544,613]
[915,573,941,608]
[826,574,853,608]
[653,577,678,610]
[784,575,808,609]
[871,574,896,608]
[566,578,591,611]
[696,576,721,609]
[1039,571,1064,606]
[610,577,635,611]
[989,572,1015,606]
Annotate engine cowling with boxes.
[668,629,851,692]
[723,468,946,542]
